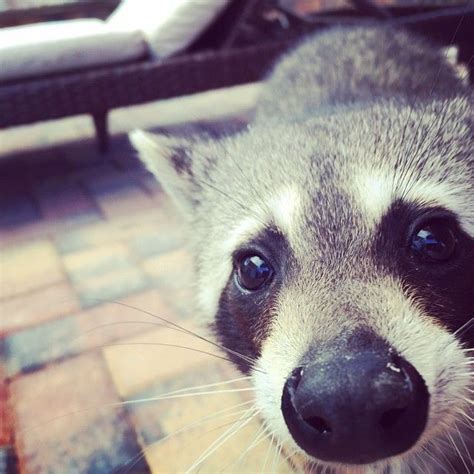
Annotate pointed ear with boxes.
[130,129,200,215]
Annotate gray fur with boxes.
[257,26,467,119]
[132,26,473,473]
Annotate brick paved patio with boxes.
[0,88,295,473]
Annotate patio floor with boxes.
[0,86,295,473]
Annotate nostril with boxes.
[303,415,332,434]
[288,366,304,390]
[379,407,407,430]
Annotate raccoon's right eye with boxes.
[410,221,457,262]
[235,254,273,291]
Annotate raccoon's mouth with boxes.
[279,331,429,465]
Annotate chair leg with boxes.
[93,112,109,153]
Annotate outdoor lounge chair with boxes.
[0,1,472,152]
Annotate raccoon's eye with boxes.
[236,254,273,291]
[410,221,456,262]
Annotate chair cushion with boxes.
[0,19,148,83]
[107,0,230,58]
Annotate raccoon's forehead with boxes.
[193,98,472,315]
[204,97,472,239]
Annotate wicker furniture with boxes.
[0,2,472,152]
[0,0,119,28]
[0,41,289,151]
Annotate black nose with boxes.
[281,339,429,464]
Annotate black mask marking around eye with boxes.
[236,254,273,291]
[410,221,456,262]
[374,201,473,345]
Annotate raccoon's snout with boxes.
[281,335,429,465]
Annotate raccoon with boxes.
[131,26,473,473]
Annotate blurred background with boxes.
[0,1,472,472]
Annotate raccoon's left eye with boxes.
[410,221,456,262]
[236,254,273,291]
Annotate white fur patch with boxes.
[269,185,302,238]
[197,216,267,316]
[197,256,233,318]
[354,169,473,235]
[354,171,394,223]
[197,185,303,317]
[224,216,267,255]
[129,129,168,171]
[406,180,474,234]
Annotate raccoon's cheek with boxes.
[212,278,279,373]
[371,304,472,442]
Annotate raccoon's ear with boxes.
[130,129,200,215]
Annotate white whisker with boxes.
[79,298,263,370]
[461,396,473,406]
[270,439,280,474]
[421,445,448,474]
[220,424,269,472]
[281,447,299,464]
[453,317,474,337]
[447,432,470,473]
[126,374,253,401]
[122,401,256,471]
[23,384,254,437]
[102,341,232,363]
[271,440,283,473]
[123,387,256,407]
[455,424,473,466]
[185,406,260,473]
[261,432,275,473]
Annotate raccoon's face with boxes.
[132,96,473,472]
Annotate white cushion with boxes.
[107,0,230,58]
[0,19,147,82]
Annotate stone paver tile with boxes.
[0,447,17,473]
[141,248,193,291]
[96,184,156,219]
[0,192,39,228]
[0,222,49,250]
[55,222,124,254]
[0,384,11,447]
[126,361,244,448]
[73,162,121,184]
[62,144,111,170]
[55,210,174,254]
[24,155,72,180]
[103,324,221,398]
[144,414,287,473]
[10,353,149,474]
[3,290,174,376]
[0,357,12,447]
[128,229,184,260]
[83,168,134,196]
[159,286,194,321]
[4,316,78,377]
[149,362,254,435]
[74,289,178,351]
[0,282,80,335]
[52,211,102,230]
[141,248,194,320]
[0,214,103,250]
[111,145,146,172]
[62,242,131,283]
[0,240,64,300]
[34,181,100,222]
[75,267,150,309]
[142,374,291,474]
